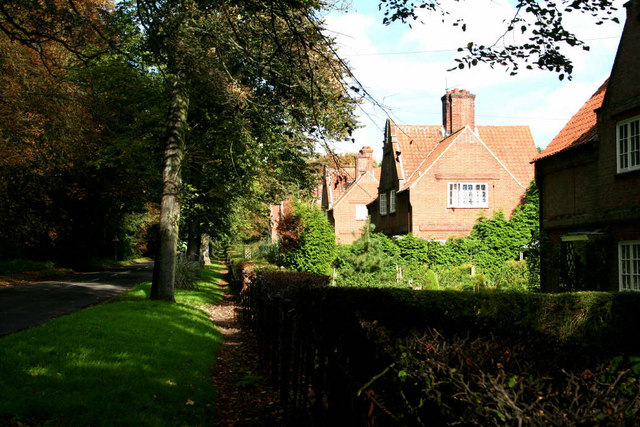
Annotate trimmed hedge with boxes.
[239,269,640,425]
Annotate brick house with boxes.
[269,200,292,242]
[368,89,537,240]
[533,0,640,292]
[321,147,381,244]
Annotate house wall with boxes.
[537,0,640,292]
[536,145,600,231]
[331,172,380,244]
[369,190,410,236]
[408,131,527,240]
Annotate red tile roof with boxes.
[399,125,536,190]
[325,166,356,204]
[534,79,608,161]
[329,168,380,210]
[477,126,538,186]
[401,129,463,189]
[388,121,444,178]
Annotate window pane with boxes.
[631,120,640,167]
[620,243,640,291]
[620,123,629,170]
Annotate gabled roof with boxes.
[325,166,357,205]
[534,79,608,162]
[478,126,537,185]
[329,168,380,211]
[400,128,464,189]
[387,121,444,179]
[395,125,537,191]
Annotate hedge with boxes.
[237,267,640,425]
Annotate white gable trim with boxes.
[475,131,526,189]
[330,170,379,210]
[402,130,463,189]
[405,126,525,191]
[327,173,334,209]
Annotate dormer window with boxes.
[617,115,640,173]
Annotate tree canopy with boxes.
[378,0,620,79]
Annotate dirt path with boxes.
[207,278,283,426]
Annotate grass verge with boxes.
[0,263,225,426]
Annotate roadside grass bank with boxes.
[0,264,225,426]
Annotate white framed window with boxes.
[355,204,368,221]
[619,241,640,291]
[389,190,396,214]
[448,183,488,208]
[617,116,640,173]
[379,193,388,216]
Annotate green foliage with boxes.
[0,264,225,425]
[0,259,55,274]
[333,182,539,291]
[490,260,530,291]
[174,258,201,290]
[242,273,640,425]
[280,201,337,275]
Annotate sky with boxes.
[322,0,626,161]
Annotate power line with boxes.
[343,36,620,57]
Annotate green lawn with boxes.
[0,264,226,426]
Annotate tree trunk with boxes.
[201,234,211,265]
[151,75,189,302]
[186,218,201,263]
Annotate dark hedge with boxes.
[239,270,640,425]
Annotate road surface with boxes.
[0,262,153,336]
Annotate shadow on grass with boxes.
[0,267,226,426]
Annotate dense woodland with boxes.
[0,1,358,292]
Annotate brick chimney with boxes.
[355,146,374,175]
[441,89,476,135]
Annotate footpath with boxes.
[208,268,284,426]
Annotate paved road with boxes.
[0,262,153,336]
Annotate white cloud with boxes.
[323,0,626,159]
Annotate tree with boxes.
[279,201,337,275]
[378,0,619,79]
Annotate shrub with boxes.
[241,277,640,425]
[0,259,56,274]
[488,259,529,291]
[279,201,336,275]
[174,258,201,289]
[435,264,478,291]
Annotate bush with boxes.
[435,263,479,291]
[174,258,201,289]
[334,229,400,288]
[488,259,529,291]
[0,259,56,274]
[279,201,336,275]
[241,276,640,425]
